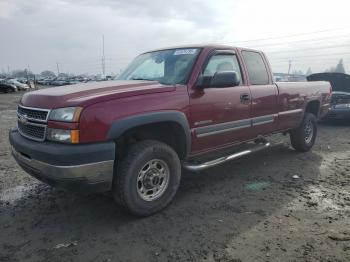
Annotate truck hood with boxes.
[21,80,175,109]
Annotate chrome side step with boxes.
[183,142,271,172]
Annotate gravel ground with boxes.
[0,90,349,262]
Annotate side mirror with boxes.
[211,71,240,87]
[196,71,240,88]
[196,75,212,88]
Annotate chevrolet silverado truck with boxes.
[10,45,332,216]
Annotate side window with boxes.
[203,54,242,85]
[242,51,269,85]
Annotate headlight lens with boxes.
[49,107,82,122]
[47,128,79,143]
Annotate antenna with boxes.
[102,35,106,76]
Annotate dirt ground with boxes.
[0,90,349,262]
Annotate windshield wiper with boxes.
[131,77,153,81]
[130,77,173,86]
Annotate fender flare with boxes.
[107,111,191,157]
[304,98,321,118]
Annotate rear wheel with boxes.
[290,113,317,152]
[113,140,181,216]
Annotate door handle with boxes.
[240,93,250,103]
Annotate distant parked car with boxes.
[68,80,81,85]
[307,73,350,121]
[17,78,28,84]
[0,83,18,93]
[7,79,30,91]
[39,78,55,85]
[51,79,70,86]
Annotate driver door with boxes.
[189,50,252,154]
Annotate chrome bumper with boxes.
[12,146,114,180]
[12,146,114,192]
[9,128,115,192]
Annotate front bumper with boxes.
[325,107,350,120]
[9,129,115,193]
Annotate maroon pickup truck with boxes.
[10,45,331,216]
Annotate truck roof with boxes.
[144,44,261,54]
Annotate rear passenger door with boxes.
[241,50,278,136]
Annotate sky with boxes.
[1,0,350,75]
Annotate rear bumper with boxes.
[9,129,115,193]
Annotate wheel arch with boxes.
[107,111,191,160]
[305,99,321,118]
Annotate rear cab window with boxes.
[242,51,269,85]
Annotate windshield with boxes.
[118,48,201,85]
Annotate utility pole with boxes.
[27,65,31,79]
[287,60,292,76]
[25,68,29,85]
[56,62,60,76]
[102,35,106,77]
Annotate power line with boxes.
[271,55,349,64]
[271,59,348,66]
[268,51,350,60]
[36,30,350,74]
[242,34,350,49]
[272,56,349,63]
[270,58,350,65]
[52,45,350,69]
[224,27,348,44]
[265,43,350,54]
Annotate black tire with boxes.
[290,112,317,152]
[113,140,181,216]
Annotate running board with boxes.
[183,142,271,172]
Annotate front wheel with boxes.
[290,112,317,152]
[113,140,181,216]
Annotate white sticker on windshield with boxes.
[173,49,197,56]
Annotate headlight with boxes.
[47,128,79,143]
[49,107,82,122]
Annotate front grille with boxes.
[332,96,350,105]
[17,105,50,142]
[18,105,49,121]
[327,111,337,119]
[18,121,46,141]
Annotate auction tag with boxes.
[173,49,197,55]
